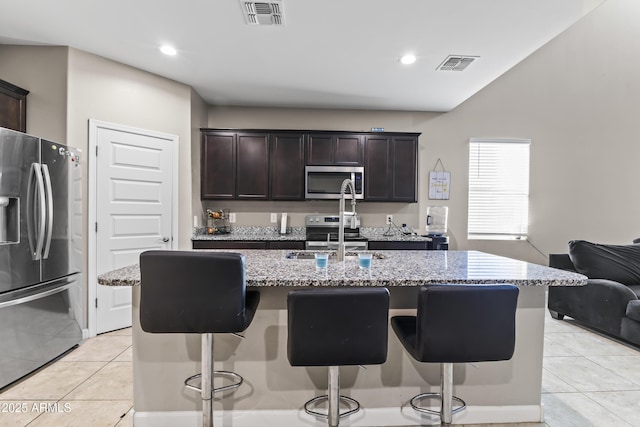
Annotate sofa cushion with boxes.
[627,300,640,323]
[568,240,640,287]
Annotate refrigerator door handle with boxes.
[27,163,36,256]
[28,163,47,260]
[41,164,54,259]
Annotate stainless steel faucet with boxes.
[337,179,357,262]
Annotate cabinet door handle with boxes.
[161,237,170,243]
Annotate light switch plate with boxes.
[270,213,278,223]
[229,213,236,223]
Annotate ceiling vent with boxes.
[240,1,285,25]
[437,55,478,71]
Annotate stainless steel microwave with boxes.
[305,166,364,200]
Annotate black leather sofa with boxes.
[548,240,640,347]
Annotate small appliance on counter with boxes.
[206,208,230,234]
[305,214,368,250]
[425,206,449,250]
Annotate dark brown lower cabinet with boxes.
[194,240,427,250]
[192,241,268,250]
[368,241,428,250]
[268,241,305,250]
[192,240,304,250]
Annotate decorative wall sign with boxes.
[428,158,450,200]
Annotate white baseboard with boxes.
[133,405,544,427]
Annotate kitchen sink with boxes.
[285,251,386,260]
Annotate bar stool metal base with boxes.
[304,394,361,420]
[303,365,360,427]
[183,333,245,427]
[184,371,244,395]
[409,362,466,424]
[409,393,466,419]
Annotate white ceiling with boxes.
[0,0,602,112]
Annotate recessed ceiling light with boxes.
[400,54,417,65]
[160,45,177,56]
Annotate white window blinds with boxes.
[468,138,530,240]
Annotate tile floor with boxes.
[1,312,639,426]
[0,327,132,427]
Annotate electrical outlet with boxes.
[229,212,236,223]
[386,215,393,225]
[270,213,278,223]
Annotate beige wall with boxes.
[66,48,194,256]
[190,88,208,225]
[424,0,640,262]
[0,45,68,141]
[201,0,640,264]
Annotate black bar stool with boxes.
[287,287,390,427]
[139,251,260,427]
[391,284,519,424]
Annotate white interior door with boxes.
[94,123,175,334]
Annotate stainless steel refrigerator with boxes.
[0,127,83,390]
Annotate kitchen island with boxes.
[99,250,585,427]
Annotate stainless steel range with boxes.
[305,214,368,251]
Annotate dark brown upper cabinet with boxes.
[201,131,269,200]
[270,132,305,200]
[201,132,235,199]
[236,133,269,199]
[364,134,418,202]
[0,79,29,133]
[201,129,419,202]
[364,135,392,200]
[307,133,364,166]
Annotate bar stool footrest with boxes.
[410,392,466,416]
[304,394,361,420]
[184,370,244,395]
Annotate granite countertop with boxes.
[192,226,306,241]
[191,226,431,242]
[98,250,587,288]
[360,227,431,242]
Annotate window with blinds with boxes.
[468,138,530,240]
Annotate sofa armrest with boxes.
[549,254,577,272]
[627,300,640,322]
[548,278,638,335]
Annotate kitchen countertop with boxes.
[191,225,431,242]
[192,226,306,241]
[98,249,586,288]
